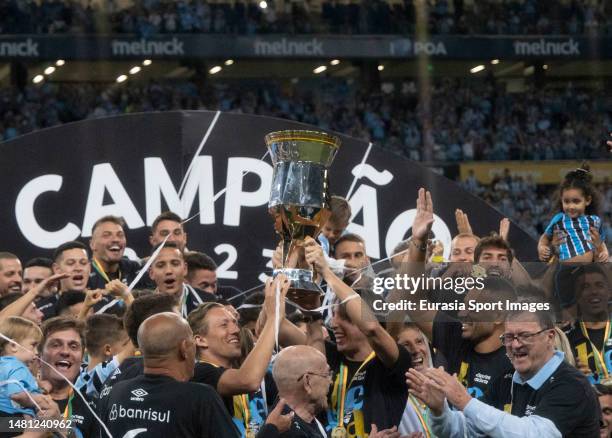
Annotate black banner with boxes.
[0,111,537,291]
[0,35,609,59]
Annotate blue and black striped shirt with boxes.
[545,213,604,260]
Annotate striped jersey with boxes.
[75,356,120,399]
[544,213,604,260]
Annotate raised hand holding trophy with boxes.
[266,130,341,310]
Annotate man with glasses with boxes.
[256,345,331,438]
[407,303,601,437]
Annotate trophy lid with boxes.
[265,130,340,167]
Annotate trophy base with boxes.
[273,268,322,311]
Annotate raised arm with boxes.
[0,273,67,321]
[77,289,105,321]
[304,237,400,368]
[217,275,289,395]
[387,188,437,340]
[106,279,135,307]
[456,209,474,236]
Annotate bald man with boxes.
[257,346,330,438]
[97,312,238,437]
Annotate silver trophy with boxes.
[266,130,341,310]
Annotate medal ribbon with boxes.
[63,388,74,419]
[579,319,611,379]
[408,394,431,438]
[92,258,120,284]
[335,352,375,428]
[238,394,251,432]
[199,360,252,432]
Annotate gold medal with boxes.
[331,425,347,438]
[245,427,256,438]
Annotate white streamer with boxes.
[274,280,280,350]
[0,333,113,438]
[349,245,412,276]
[235,303,263,310]
[96,234,172,314]
[345,142,373,200]
[95,297,121,315]
[175,150,271,229]
[178,110,221,197]
[227,283,266,302]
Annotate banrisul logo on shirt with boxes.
[130,388,148,401]
[109,403,171,423]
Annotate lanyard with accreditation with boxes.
[331,352,376,438]
[578,319,611,381]
[199,360,257,438]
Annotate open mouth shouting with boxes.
[587,296,606,308]
[411,354,426,370]
[53,359,74,376]
[106,244,124,260]
[162,278,179,293]
[8,282,22,293]
[71,273,86,288]
[508,349,529,366]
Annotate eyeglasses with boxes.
[499,329,550,346]
[297,370,333,382]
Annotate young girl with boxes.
[538,164,608,262]
[0,317,48,418]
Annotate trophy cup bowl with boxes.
[266,130,341,310]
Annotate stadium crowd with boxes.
[1,0,612,36]
[0,165,609,437]
[462,169,612,246]
[1,78,610,162]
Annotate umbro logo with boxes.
[130,388,148,401]
[131,388,148,397]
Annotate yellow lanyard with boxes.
[408,394,431,438]
[334,352,375,426]
[458,361,469,386]
[238,394,250,428]
[199,360,251,430]
[579,320,611,378]
[92,258,120,284]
